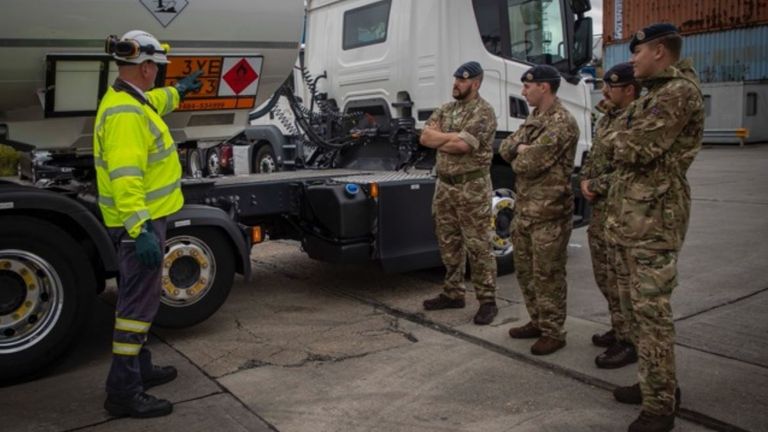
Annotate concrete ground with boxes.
[2,145,767,432]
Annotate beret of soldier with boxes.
[603,62,635,85]
[520,64,561,83]
[453,61,484,79]
[629,23,679,52]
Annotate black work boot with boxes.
[423,294,465,310]
[104,392,173,418]
[595,342,638,369]
[614,383,642,404]
[142,365,178,390]
[473,302,498,325]
[628,410,675,432]
[508,322,542,339]
[592,329,617,347]
[614,384,682,413]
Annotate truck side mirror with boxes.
[571,17,593,72]
[570,0,591,14]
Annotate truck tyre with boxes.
[205,147,221,177]
[186,148,204,178]
[252,144,277,173]
[492,189,515,275]
[0,216,95,382]
[155,227,235,328]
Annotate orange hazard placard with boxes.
[163,55,262,111]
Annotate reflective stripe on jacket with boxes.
[93,84,183,238]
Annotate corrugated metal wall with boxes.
[604,0,768,44]
[604,26,768,83]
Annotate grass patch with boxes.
[0,144,20,176]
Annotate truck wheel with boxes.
[155,227,235,328]
[186,148,204,178]
[0,216,94,382]
[252,145,277,173]
[205,147,221,177]
[492,189,516,275]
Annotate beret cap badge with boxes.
[463,71,469,79]
[526,73,534,81]
[636,30,646,41]
[610,74,619,82]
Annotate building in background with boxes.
[602,0,768,144]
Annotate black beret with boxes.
[453,61,484,79]
[603,62,635,85]
[629,23,679,52]
[520,64,561,83]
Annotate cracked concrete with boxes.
[219,320,708,432]
[155,252,418,378]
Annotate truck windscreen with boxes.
[473,0,569,69]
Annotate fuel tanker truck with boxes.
[0,0,304,381]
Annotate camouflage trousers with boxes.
[587,207,629,340]
[614,245,679,415]
[512,215,571,340]
[432,175,497,303]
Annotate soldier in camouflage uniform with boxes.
[421,61,499,326]
[605,24,704,432]
[499,65,578,356]
[580,62,641,369]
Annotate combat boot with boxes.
[628,411,675,432]
[423,294,465,310]
[595,342,637,369]
[591,329,617,347]
[508,322,542,339]
[614,384,682,413]
[530,336,566,355]
[473,302,498,325]
[142,365,178,390]
[104,392,173,418]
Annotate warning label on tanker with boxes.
[164,55,263,112]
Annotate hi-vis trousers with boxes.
[105,218,166,397]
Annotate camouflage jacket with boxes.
[427,96,497,176]
[499,98,579,221]
[581,100,625,214]
[605,58,705,250]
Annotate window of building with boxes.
[746,92,758,116]
[703,95,711,117]
[343,0,391,50]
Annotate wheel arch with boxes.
[0,185,118,293]
[242,125,288,166]
[166,204,251,281]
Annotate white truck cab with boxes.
[303,0,593,166]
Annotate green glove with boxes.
[175,69,203,100]
[135,221,162,269]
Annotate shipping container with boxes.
[604,0,768,45]
[697,82,768,144]
[604,26,768,83]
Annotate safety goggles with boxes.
[104,35,171,59]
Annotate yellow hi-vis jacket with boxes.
[94,83,184,238]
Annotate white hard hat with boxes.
[108,30,170,64]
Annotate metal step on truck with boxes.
[0,0,594,382]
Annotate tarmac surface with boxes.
[2,144,767,432]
